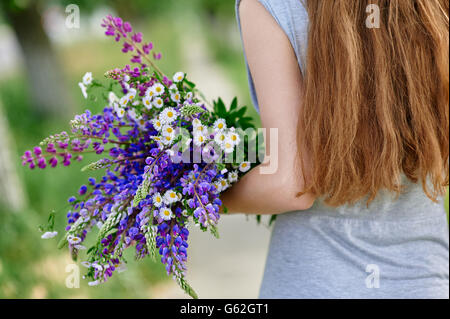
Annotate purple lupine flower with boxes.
[22,15,252,296]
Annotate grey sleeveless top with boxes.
[236,0,449,298]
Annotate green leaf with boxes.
[57,236,68,249]
[81,158,112,172]
[177,277,199,299]
[230,97,238,111]
[133,178,151,207]
[216,163,226,171]
[268,215,277,226]
[180,105,205,117]
[104,228,118,237]
[214,98,227,117]
[184,78,196,89]
[210,225,220,239]
[234,106,247,119]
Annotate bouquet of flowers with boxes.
[22,15,258,298]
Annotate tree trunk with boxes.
[2,1,71,116]
[0,100,27,211]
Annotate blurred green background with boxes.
[0,0,259,298]
[0,0,447,299]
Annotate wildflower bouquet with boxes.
[22,15,258,298]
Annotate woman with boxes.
[222,0,449,298]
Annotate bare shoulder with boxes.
[238,0,291,54]
[239,0,276,27]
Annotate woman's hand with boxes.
[220,163,316,215]
[220,0,315,215]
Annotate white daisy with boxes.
[228,170,239,183]
[182,209,189,217]
[116,107,126,118]
[159,207,173,221]
[115,263,127,273]
[80,261,91,268]
[161,124,175,137]
[239,161,251,173]
[119,95,129,107]
[153,97,164,109]
[162,134,175,145]
[160,107,178,124]
[145,87,156,98]
[78,82,88,99]
[108,92,119,104]
[169,84,178,93]
[173,71,185,83]
[214,131,227,146]
[126,88,137,101]
[193,123,208,136]
[152,118,163,131]
[214,118,227,132]
[82,72,93,86]
[74,244,87,250]
[68,236,82,245]
[228,131,241,145]
[152,192,163,208]
[164,190,179,204]
[212,181,222,193]
[88,280,100,286]
[152,136,164,149]
[137,118,147,130]
[153,83,165,96]
[222,137,235,154]
[41,231,58,239]
[128,109,138,120]
[192,118,202,128]
[193,133,206,146]
[218,178,229,191]
[185,92,193,100]
[171,92,181,103]
[143,96,152,109]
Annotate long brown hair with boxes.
[299,0,449,207]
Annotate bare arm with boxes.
[221,0,315,215]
